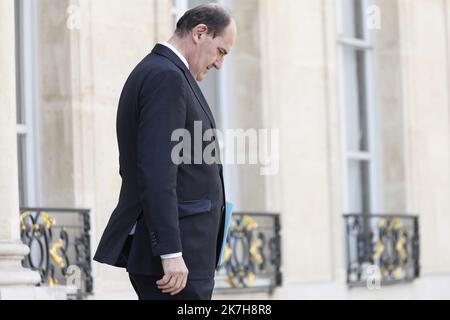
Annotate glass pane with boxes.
[198,70,220,126]
[15,0,24,125]
[17,134,27,207]
[342,0,364,39]
[348,160,370,213]
[173,0,188,31]
[343,47,368,152]
[189,0,209,8]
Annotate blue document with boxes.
[217,201,233,267]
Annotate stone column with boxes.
[0,0,41,299]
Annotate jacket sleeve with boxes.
[136,69,187,256]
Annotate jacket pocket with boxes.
[178,199,212,219]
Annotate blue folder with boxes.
[217,201,233,267]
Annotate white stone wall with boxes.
[395,0,450,275]
[0,0,44,298]
[0,0,21,240]
[256,0,343,283]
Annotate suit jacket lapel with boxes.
[182,70,217,129]
[152,44,217,129]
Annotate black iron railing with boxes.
[344,214,420,287]
[214,213,282,294]
[19,208,93,299]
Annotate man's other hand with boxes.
[157,256,189,296]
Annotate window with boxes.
[338,0,379,214]
[15,0,40,207]
[171,0,188,30]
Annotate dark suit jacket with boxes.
[94,44,226,280]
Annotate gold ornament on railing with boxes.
[224,215,263,288]
[47,277,59,287]
[396,235,407,260]
[40,212,56,230]
[222,245,232,264]
[19,211,31,231]
[250,238,263,264]
[373,239,385,260]
[50,238,66,269]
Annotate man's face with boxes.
[190,21,237,81]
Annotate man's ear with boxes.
[192,24,208,43]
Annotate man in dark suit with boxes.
[93,4,236,300]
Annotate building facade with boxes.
[1,0,450,299]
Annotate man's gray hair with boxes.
[175,3,232,38]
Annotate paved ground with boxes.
[89,273,450,300]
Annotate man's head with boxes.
[170,3,237,81]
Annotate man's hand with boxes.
[157,256,189,296]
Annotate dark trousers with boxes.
[122,235,215,300]
[129,273,215,300]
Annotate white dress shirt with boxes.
[128,42,189,260]
[161,42,189,69]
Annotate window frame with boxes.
[337,0,381,214]
[171,0,188,30]
[15,0,41,207]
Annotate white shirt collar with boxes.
[160,42,189,69]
